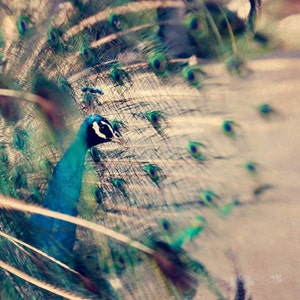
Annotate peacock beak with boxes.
[111,132,124,144]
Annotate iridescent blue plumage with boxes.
[30,114,122,261]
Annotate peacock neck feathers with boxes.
[29,114,120,263]
[42,124,89,214]
[29,120,89,262]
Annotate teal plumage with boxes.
[30,114,122,262]
[0,0,293,299]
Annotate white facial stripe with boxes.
[92,121,106,139]
[100,120,115,136]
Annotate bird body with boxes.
[30,114,122,261]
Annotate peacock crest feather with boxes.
[0,0,299,299]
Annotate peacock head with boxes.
[83,114,124,148]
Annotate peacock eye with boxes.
[221,120,237,137]
[145,111,163,131]
[108,14,123,31]
[258,103,273,116]
[187,141,205,161]
[182,66,202,88]
[114,179,120,189]
[223,121,232,132]
[151,114,158,123]
[244,161,257,174]
[110,68,128,85]
[191,18,198,30]
[185,14,202,32]
[80,46,95,65]
[144,164,161,184]
[200,190,219,204]
[149,168,156,177]
[113,70,120,82]
[187,70,195,81]
[112,178,127,196]
[159,219,172,233]
[190,144,197,154]
[149,53,168,75]
[48,28,61,48]
[204,193,212,202]
[17,16,30,36]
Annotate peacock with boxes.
[0,0,299,299]
[29,114,123,263]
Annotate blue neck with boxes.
[43,136,88,216]
[29,136,89,261]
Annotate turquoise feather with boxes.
[30,114,122,262]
